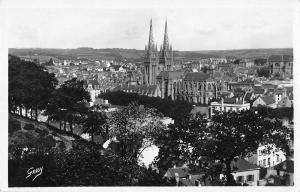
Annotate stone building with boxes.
[175,72,218,104]
[268,55,293,78]
[143,19,174,85]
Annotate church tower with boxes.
[144,19,159,85]
[159,20,174,71]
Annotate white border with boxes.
[0,0,299,191]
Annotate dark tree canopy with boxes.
[155,110,293,185]
[45,78,91,133]
[99,91,193,122]
[257,67,271,78]
[9,55,58,119]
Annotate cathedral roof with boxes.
[183,72,210,81]
[157,71,183,80]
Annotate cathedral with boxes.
[143,19,174,85]
[140,19,226,104]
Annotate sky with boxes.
[2,0,295,51]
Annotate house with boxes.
[217,91,234,99]
[164,166,208,186]
[114,84,161,98]
[252,95,277,108]
[257,144,286,168]
[83,80,102,103]
[278,96,293,108]
[228,78,260,90]
[259,159,294,186]
[208,98,250,117]
[231,159,260,186]
[253,86,266,97]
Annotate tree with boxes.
[154,113,208,172]
[155,110,293,185]
[9,55,57,119]
[233,59,240,65]
[201,66,208,73]
[9,134,175,186]
[45,78,90,133]
[105,102,166,160]
[257,67,270,78]
[99,91,192,122]
[83,104,108,142]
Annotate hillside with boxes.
[9,47,293,62]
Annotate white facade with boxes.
[257,144,286,168]
[232,169,260,186]
[209,100,250,117]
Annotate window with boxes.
[247,175,254,182]
[268,158,270,166]
[276,154,280,162]
[263,159,266,166]
[237,176,244,183]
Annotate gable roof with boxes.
[244,92,254,102]
[224,97,237,104]
[260,95,276,105]
[233,159,260,172]
[273,160,294,173]
[239,78,260,85]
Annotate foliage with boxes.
[23,124,35,131]
[45,78,91,133]
[106,102,166,159]
[9,55,58,119]
[254,58,267,66]
[257,67,270,78]
[83,104,108,141]
[99,91,193,122]
[155,110,293,185]
[254,106,293,120]
[9,118,21,136]
[9,139,175,186]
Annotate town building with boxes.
[231,159,260,186]
[208,98,250,117]
[257,144,286,168]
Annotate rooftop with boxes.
[184,72,210,81]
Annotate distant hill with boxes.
[192,48,293,58]
[9,48,293,62]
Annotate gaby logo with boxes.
[26,166,43,181]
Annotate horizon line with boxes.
[8,47,294,52]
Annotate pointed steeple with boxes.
[163,19,169,50]
[148,18,154,48]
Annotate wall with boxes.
[232,169,260,186]
[257,145,286,168]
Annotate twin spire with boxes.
[147,19,170,52]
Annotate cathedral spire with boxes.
[148,18,154,48]
[163,19,169,50]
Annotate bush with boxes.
[9,118,21,135]
[35,128,49,137]
[23,124,35,130]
